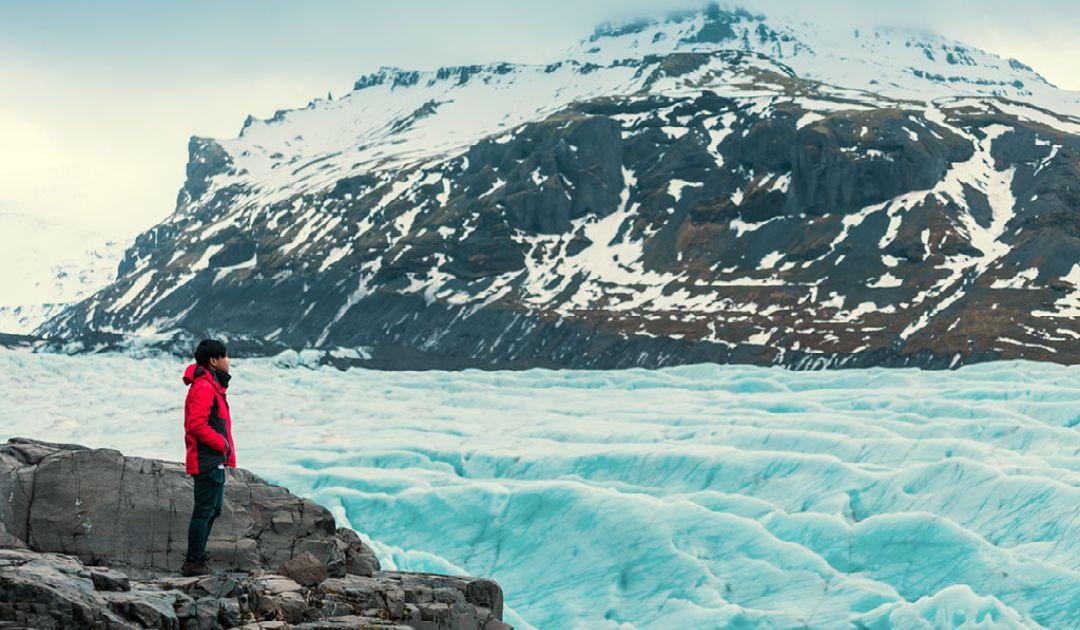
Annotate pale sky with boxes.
[2,0,1077,240]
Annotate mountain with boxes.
[37,5,1080,369]
[0,212,124,335]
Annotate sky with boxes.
[2,0,1078,241]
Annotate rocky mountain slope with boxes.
[37,5,1080,369]
[0,437,508,629]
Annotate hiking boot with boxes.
[180,560,213,576]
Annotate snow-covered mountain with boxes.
[37,5,1080,368]
[0,212,124,335]
[576,7,1080,113]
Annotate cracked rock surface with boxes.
[0,437,509,629]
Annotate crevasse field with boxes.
[1,350,1077,629]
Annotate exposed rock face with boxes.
[0,437,368,577]
[0,438,508,629]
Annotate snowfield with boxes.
[1,350,1077,628]
[0,212,124,334]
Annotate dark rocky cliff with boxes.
[0,437,509,629]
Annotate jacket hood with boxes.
[182,363,231,389]
[182,363,205,386]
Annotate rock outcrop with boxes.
[0,437,509,629]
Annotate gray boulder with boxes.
[277,550,329,587]
[91,565,133,591]
[103,589,182,629]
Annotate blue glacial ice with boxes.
[0,350,1076,628]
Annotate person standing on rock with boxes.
[180,339,236,576]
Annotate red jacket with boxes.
[182,363,236,475]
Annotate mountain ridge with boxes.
[32,4,1080,369]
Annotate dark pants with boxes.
[185,467,225,563]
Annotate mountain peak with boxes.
[572,3,1065,104]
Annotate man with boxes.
[180,339,236,577]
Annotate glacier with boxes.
[0,350,1076,628]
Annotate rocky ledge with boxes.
[0,437,509,629]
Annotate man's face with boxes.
[209,355,230,374]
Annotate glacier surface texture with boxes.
[0,351,1077,628]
